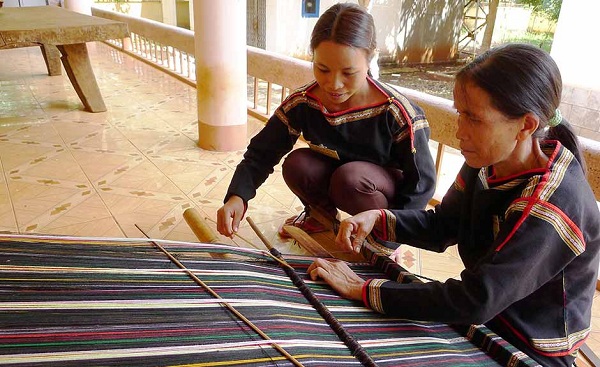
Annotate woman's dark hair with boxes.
[456,43,586,174]
[310,3,376,61]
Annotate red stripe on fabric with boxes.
[495,189,583,253]
[456,174,465,190]
[307,77,388,117]
[538,200,585,249]
[494,142,566,252]
[545,140,562,164]
[362,279,373,309]
[370,76,388,96]
[0,326,251,340]
[379,209,388,240]
[497,314,588,357]
[494,199,533,252]
[282,81,317,104]
[348,325,453,333]
[488,141,560,184]
[487,167,548,184]
[391,98,416,152]
[495,169,551,252]
[371,78,417,152]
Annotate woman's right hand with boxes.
[217,195,245,237]
[336,209,381,253]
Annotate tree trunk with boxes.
[358,0,373,12]
[481,0,499,51]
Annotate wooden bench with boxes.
[0,6,129,112]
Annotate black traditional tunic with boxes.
[225,77,436,210]
[365,141,600,367]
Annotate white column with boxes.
[161,0,177,26]
[194,0,247,151]
[63,0,92,15]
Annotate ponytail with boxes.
[546,119,587,175]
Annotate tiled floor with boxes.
[1,42,598,357]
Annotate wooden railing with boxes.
[91,7,600,203]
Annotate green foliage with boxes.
[503,31,554,52]
[515,0,562,21]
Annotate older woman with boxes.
[308,43,600,367]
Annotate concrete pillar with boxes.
[193,0,247,151]
[161,0,177,26]
[63,0,92,15]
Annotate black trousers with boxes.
[282,148,404,216]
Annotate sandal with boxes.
[278,211,328,238]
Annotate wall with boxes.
[93,1,163,22]
[551,0,600,142]
[264,0,330,61]
[94,0,192,27]
[264,0,463,65]
[372,0,462,65]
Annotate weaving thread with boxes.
[0,233,542,366]
[134,224,304,367]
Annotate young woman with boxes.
[216,3,436,238]
[308,43,600,367]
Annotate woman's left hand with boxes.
[307,258,365,301]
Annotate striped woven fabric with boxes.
[0,234,540,367]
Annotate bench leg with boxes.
[57,43,106,113]
[435,142,445,183]
[40,44,62,76]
